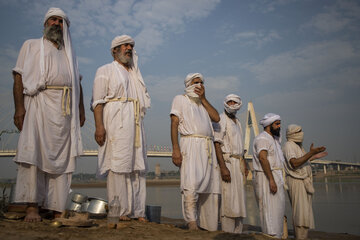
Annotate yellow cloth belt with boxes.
[181,134,213,164]
[45,86,72,116]
[106,97,141,148]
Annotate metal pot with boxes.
[68,201,82,212]
[72,193,88,203]
[87,198,108,214]
[80,201,90,212]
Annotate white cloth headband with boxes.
[111,35,135,49]
[44,7,70,26]
[184,73,204,87]
[260,113,281,127]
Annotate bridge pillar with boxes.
[337,164,340,171]
[323,165,327,174]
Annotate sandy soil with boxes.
[1,216,359,240]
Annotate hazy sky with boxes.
[0,0,359,178]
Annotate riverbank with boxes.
[1,216,359,240]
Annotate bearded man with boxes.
[92,35,150,224]
[213,94,248,233]
[283,124,327,240]
[252,113,285,238]
[12,7,85,222]
[170,73,221,231]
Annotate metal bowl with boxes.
[72,193,88,203]
[80,201,90,212]
[87,198,108,215]
[68,201,82,212]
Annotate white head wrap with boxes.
[184,73,204,100]
[259,113,281,127]
[44,7,70,26]
[224,94,242,114]
[111,35,135,49]
[286,124,304,143]
[184,73,204,87]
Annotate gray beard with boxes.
[44,25,63,46]
[116,51,133,66]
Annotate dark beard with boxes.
[44,25,63,46]
[270,125,280,137]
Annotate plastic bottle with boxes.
[107,195,120,224]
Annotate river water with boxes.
[72,176,360,236]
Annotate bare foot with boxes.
[24,206,41,222]
[119,215,131,221]
[138,217,148,222]
[53,211,62,219]
[188,221,199,230]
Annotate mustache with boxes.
[125,49,132,55]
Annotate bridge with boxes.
[1,102,359,174]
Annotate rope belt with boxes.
[223,153,242,162]
[181,134,213,164]
[106,97,141,148]
[45,86,72,116]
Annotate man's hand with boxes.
[311,151,328,161]
[172,148,182,167]
[194,84,205,101]
[269,178,277,194]
[79,107,85,127]
[95,126,106,146]
[244,167,249,177]
[14,107,26,131]
[220,166,231,183]
[310,143,326,155]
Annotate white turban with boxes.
[111,35,135,49]
[286,124,304,143]
[224,94,242,114]
[44,7,70,26]
[184,73,204,87]
[259,113,281,127]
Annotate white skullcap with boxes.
[111,35,135,49]
[286,124,302,136]
[44,7,70,26]
[184,73,204,87]
[259,113,281,127]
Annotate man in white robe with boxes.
[170,73,221,231]
[213,94,248,233]
[92,35,150,225]
[252,113,285,238]
[283,124,327,239]
[12,7,84,222]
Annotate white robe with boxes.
[13,38,82,174]
[252,131,285,238]
[92,61,148,177]
[213,113,246,220]
[170,95,220,194]
[283,141,315,229]
[171,95,220,230]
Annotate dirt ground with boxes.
[1,216,359,240]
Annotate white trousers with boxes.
[221,216,244,233]
[14,163,71,212]
[182,189,219,231]
[107,170,146,218]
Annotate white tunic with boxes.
[92,61,147,177]
[170,95,220,194]
[252,131,285,238]
[214,113,246,218]
[13,38,79,174]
